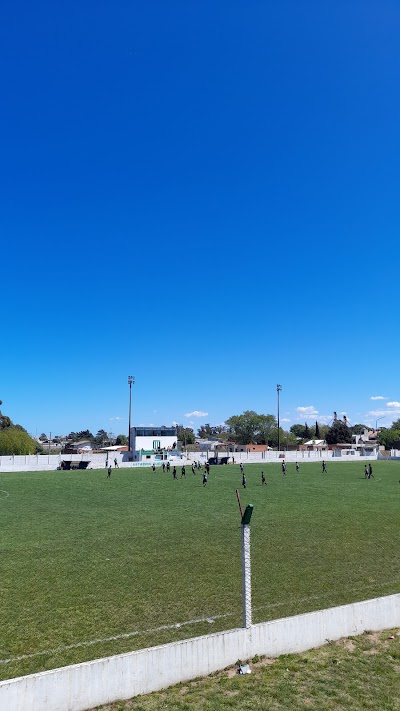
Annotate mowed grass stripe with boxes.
[0,461,399,680]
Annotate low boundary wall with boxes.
[0,450,386,473]
[1,593,399,711]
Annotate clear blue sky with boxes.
[1,1,399,437]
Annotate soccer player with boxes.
[240,462,244,475]
[261,471,266,485]
[166,461,170,473]
[203,471,208,486]
[152,463,156,472]
[114,457,119,468]
[107,465,111,478]
[322,460,327,473]
[282,460,286,475]
[296,462,300,473]
[162,462,166,472]
[368,463,374,479]
[181,465,186,478]
[242,473,246,488]
[173,466,177,479]
[364,464,369,479]
[191,463,196,475]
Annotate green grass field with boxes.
[0,461,399,681]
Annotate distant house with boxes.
[235,444,270,452]
[300,439,328,451]
[352,429,380,454]
[63,440,93,454]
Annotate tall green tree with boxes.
[290,424,307,440]
[0,428,41,455]
[325,420,351,445]
[225,411,277,445]
[197,423,213,439]
[378,428,400,449]
[351,423,368,435]
[0,399,41,454]
[93,430,108,448]
[176,425,195,446]
[315,421,320,439]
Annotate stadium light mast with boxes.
[128,376,135,458]
[277,384,282,452]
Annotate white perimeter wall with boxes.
[1,593,399,711]
[0,449,392,473]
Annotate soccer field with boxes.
[0,461,399,680]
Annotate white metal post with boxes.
[241,523,252,628]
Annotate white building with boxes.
[130,426,177,456]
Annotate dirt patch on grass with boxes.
[339,639,356,652]
[226,667,237,678]
[255,657,277,667]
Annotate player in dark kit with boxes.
[242,473,246,488]
[203,471,208,486]
[281,460,286,475]
[162,462,166,472]
[181,466,186,478]
[322,460,327,473]
[173,466,177,479]
[296,462,300,473]
[107,465,111,478]
[261,471,266,485]
[166,461,170,472]
[368,463,374,479]
[191,463,195,475]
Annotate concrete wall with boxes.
[0,449,384,473]
[1,593,399,711]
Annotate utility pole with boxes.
[277,384,282,452]
[128,376,135,459]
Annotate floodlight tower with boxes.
[128,376,135,458]
[277,384,282,452]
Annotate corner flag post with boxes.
[236,490,253,629]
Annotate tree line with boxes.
[2,397,399,455]
[178,411,400,448]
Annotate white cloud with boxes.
[370,396,385,400]
[281,418,291,423]
[109,416,124,421]
[368,408,400,421]
[185,410,208,418]
[296,406,318,417]
[387,401,400,408]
